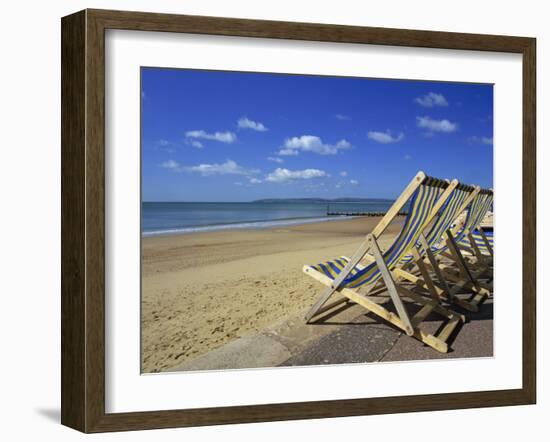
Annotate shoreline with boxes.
[141,215,404,372]
[141,214,359,237]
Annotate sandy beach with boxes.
[141,216,403,372]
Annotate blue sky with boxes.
[141,68,493,202]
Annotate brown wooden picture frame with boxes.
[61,8,536,433]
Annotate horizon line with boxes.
[142,197,396,203]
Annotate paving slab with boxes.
[281,298,493,366]
[280,321,400,366]
[169,292,493,372]
[166,334,291,372]
[382,299,493,362]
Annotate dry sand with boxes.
[141,216,403,373]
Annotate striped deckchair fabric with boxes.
[398,183,477,264]
[455,190,494,260]
[303,172,465,353]
[458,228,493,252]
[428,188,493,256]
[427,188,494,311]
[452,189,493,243]
[387,183,493,313]
[308,179,443,289]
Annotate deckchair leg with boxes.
[308,295,350,319]
[445,230,477,288]
[418,234,454,302]
[413,262,482,313]
[411,247,440,302]
[479,228,494,257]
[439,230,492,310]
[468,232,485,263]
[392,268,444,299]
[305,271,364,323]
[305,287,332,322]
[440,260,492,288]
[305,237,374,322]
[369,234,414,336]
[439,269,489,310]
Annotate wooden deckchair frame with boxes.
[424,189,494,311]
[443,190,494,281]
[335,185,483,308]
[303,172,464,353]
[477,227,494,257]
[454,227,494,286]
[458,226,494,266]
[392,184,487,312]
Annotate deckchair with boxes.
[424,189,494,309]
[343,182,487,312]
[390,183,484,312]
[303,172,464,353]
[339,183,482,311]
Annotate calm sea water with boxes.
[141,200,395,236]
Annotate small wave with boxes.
[142,216,352,237]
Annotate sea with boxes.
[141,200,395,236]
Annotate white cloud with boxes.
[416,116,458,133]
[185,160,258,177]
[350,179,359,185]
[248,177,262,184]
[415,92,449,107]
[367,130,405,144]
[155,139,176,153]
[335,114,351,121]
[335,140,352,150]
[265,168,327,183]
[267,156,284,164]
[404,154,412,160]
[185,130,237,143]
[160,160,181,171]
[278,135,351,156]
[237,117,268,132]
[278,148,299,156]
[340,171,348,177]
[468,136,493,145]
[188,140,203,149]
